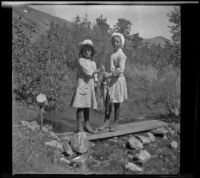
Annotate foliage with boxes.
[167,7,181,68]
[148,67,180,116]
[93,15,110,35]
[114,18,132,36]
[13,10,180,116]
[13,20,75,110]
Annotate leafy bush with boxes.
[148,67,180,116]
[12,11,180,114]
[13,20,75,110]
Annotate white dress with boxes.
[106,48,128,103]
[69,58,97,109]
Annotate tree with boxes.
[114,18,132,36]
[94,15,110,34]
[167,7,181,44]
[167,7,181,68]
[74,15,81,25]
[81,13,91,29]
[131,33,144,50]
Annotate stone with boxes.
[63,141,74,156]
[135,135,151,144]
[138,116,144,120]
[70,132,89,154]
[171,123,180,134]
[151,127,168,137]
[136,150,151,163]
[125,162,143,172]
[20,120,29,126]
[171,141,178,149]
[72,154,87,163]
[60,157,71,164]
[88,141,95,147]
[108,137,118,143]
[127,137,143,150]
[163,135,168,140]
[127,154,134,160]
[27,121,40,131]
[168,127,175,135]
[147,132,156,142]
[49,131,60,140]
[42,126,49,133]
[45,140,63,151]
[44,124,53,130]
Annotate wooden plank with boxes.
[57,120,168,141]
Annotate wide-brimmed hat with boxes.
[79,39,94,48]
[111,33,125,47]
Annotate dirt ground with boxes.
[12,102,180,174]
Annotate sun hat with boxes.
[79,39,94,48]
[36,93,47,104]
[111,33,125,47]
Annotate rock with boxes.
[49,131,60,140]
[60,157,71,164]
[63,141,74,156]
[147,132,156,142]
[20,120,29,126]
[168,127,175,135]
[127,137,143,150]
[151,127,168,137]
[170,123,180,134]
[44,124,53,130]
[108,137,118,143]
[70,132,89,154]
[136,150,151,163]
[135,135,151,144]
[27,121,40,131]
[45,140,63,151]
[163,135,168,140]
[125,162,143,172]
[171,141,178,149]
[42,126,49,133]
[72,154,87,163]
[88,141,95,147]
[127,154,134,160]
[138,116,144,120]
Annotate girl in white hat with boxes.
[97,33,128,132]
[69,39,100,133]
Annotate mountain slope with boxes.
[12,5,73,42]
[143,36,170,47]
[12,5,170,48]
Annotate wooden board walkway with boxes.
[57,120,168,141]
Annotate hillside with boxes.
[12,5,73,42]
[12,5,170,48]
[143,36,170,48]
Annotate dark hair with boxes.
[79,45,95,59]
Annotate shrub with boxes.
[12,20,75,110]
[148,66,180,116]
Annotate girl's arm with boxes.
[103,54,127,79]
[112,54,127,77]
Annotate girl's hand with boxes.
[103,72,112,78]
[93,69,100,74]
[100,65,105,72]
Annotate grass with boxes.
[12,62,180,174]
[12,100,180,174]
